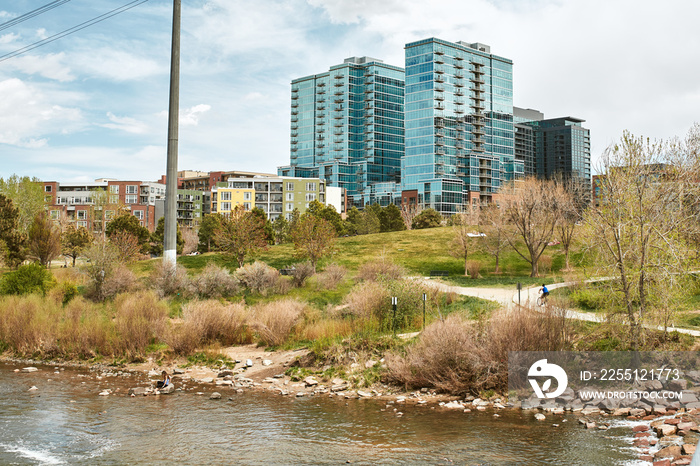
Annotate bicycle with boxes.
[537,293,548,307]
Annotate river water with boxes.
[0,362,646,465]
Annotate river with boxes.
[0,362,646,465]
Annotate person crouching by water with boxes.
[156,371,170,389]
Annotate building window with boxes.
[45,185,52,192]
[244,192,251,201]
[287,182,294,190]
[109,185,119,193]
[286,193,294,201]
[109,195,118,204]
[243,202,251,210]
[126,185,137,194]
[306,182,316,191]
[50,210,60,220]
[125,195,137,204]
[77,210,87,220]
[77,221,87,228]
[305,193,316,202]
[220,191,231,201]
[221,202,231,211]
[133,210,143,220]
[286,203,293,211]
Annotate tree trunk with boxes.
[494,254,500,274]
[464,255,468,277]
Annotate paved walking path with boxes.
[418,277,700,338]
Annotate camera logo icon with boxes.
[528,359,568,399]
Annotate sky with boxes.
[0,0,698,183]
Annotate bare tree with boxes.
[479,203,509,274]
[181,226,199,255]
[501,178,564,277]
[582,128,700,351]
[400,203,422,231]
[449,208,481,276]
[556,180,584,272]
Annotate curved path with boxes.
[419,277,700,338]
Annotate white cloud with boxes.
[157,104,212,127]
[101,112,150,134]
[35,28,48,40]
[0,32,19,44]
[6,53,75,82]
[0,78,84,148]
[70,47,164,81]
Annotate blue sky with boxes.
[1,0,699,183]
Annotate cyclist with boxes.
[538,284,549,305]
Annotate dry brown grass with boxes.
[466,260,481,279]
[291,261,314,288]
[236,261,280,295]
[102,264,140,299]
[112,291,169,358]
[357,259,405,282]
[342,281,389,319]
[538,254,553,275]
[189,263,240,298]
[251,299,305,346]
[151,262,190,298]
[316,263,347,290]
[385,305,570,395]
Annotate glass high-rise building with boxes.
[401,38,517,214]
[514,106,591,203]
[278,57,405,207]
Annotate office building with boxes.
[401,38,517,214]
[278,56,405,207]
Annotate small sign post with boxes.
[517,282,522,307]
[392,297,398,336]
[422,293,427,330]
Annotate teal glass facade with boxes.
[279,57,404,208]
[401,39,516,214]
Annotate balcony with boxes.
[436,147,445,155]
[435,103,445,111]
[334,81,344,87]
[470,76,485,85]
[291,102,299,108]
[436,129,445,137]
[455,90,465,97]
[434,65,445,74]
[435,56,444,64]
[435,75,445,83]
[456,142,465,149]
[291,117,298,123]
[334,98,343,103]
[435,137,445,146]
[291,110,298,116]
[291,138,298,144]
[435,94,444,101]
[434,48,444,55]
[334,73,344,79]
[435,117,445,128]
[455,72,464,79]
[454,62,464,69]
[435,84,445,93]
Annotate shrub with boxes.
[316,263,347,290]
[58,297,113,358]
[251,299,305,346]
[538,255,553,275]
[342,281,389,320]
[466,260,481,279]
[167,300,250,354]
[0,263,55,296]
[0,294,59,356]
[291,261,315,288]
[151,262,190,298]
[102,264,139,300]
[112,291,169,358]
[190,263,240,298]
[385,314,490,394]
[47,281,80,306]
[236,261,279,295]
[357,259,405,282]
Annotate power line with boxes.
[0,0,72,32]
[0,0,150,63]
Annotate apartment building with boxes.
[278,56,405,208]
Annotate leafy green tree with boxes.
[62,225,93,267]
[251,206,274,245]
[106,213,150,252]
[27,211,61,266]
[0,194,26,268]
[411,208,442,229]
[355,210,380,235]
[198,213,224,252]
[214,206,268,267]
[0,175,46,234]
[271,216,290,244]
[306,200,346,236]
[380,204,406,232]
[291,214,336,272]
[150,217,184,256]
[345,206,361,235]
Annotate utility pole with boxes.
[163,0,181,268]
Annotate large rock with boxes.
[217,371,234,378]
[159,384,175,394]
[683,444,696,455]
[128,387,150,396]
[210,392,222,400]
[655,424,678,437]
[443,401,463,409]
[304,376,319,387]
[668,379,688,391]
[653,445,682,460]
[22,367,38,373]
[680,392,699,404]
[599,398,620,412]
